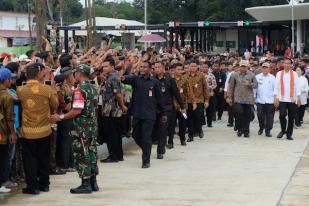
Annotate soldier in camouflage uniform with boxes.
[51,65,99,194]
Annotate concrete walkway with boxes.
[2,117,309,206]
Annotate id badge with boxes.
[161,87,166,93]
[195,84,198,88]
[219,79,222,83]
[180,88,184,93]
[149,89,153,97]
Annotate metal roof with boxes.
[245,3,309,21]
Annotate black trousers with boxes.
[234,104,252,134]
[214,93,225,118]
[153,111,172,155]
[227,104,234,125]
[295,105,306,126]
[0,144,8,185]
[56,119,74,169]
[167,109,176,143]
[49,129,57,171]
[279,102,296,137]
[256,103,275,133]
[132,118,155,165]
[22,136,50,190]
[97,106,105,145]
[168,110,187,144]
[187,103,204,138]
[102,116,123,160]
[206,96,215,126]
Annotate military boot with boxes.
[70,178,92,194]
[90,176,99,192]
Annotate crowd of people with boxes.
[0,36,309,196]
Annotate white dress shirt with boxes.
[297,75,309,105]
[224,71,234,92]
[274,70,301,103]
[255,73,275,104]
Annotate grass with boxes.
[0,46,32,56]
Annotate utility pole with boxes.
[85,0,96,48]
[144,0,147,50]
[27,0,33,49]
[35,0,47,51]
[59,0,64,26]
[291,0,295,56]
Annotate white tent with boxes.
[245,2,309,22]
[70,17,146,37]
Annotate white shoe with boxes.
[0,186,11,193]
[3,181,18,188]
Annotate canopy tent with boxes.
[70,17,146,37]
[138,34,166,43]
[245,3,309,22]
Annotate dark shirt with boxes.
[101,72,122,117]
[213,71,226,94]
[156,74,185,111]
[123,75,165,120]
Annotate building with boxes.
[0,11,36,48]
[246,0,309,55]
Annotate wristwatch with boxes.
[60,114,65,120]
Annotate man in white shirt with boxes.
[274,58,301,140]
[255,63,275,137]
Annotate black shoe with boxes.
[22,188,40,195]
[237,131,242,137]
[142,163,150,168]
[100,158,118,163]
[258,129,263,135]
[277,131,286,139]
[39,186,49,192]
[227,123,233,127]
[118,157,124,161]
[244,133,250,138]
[157,154,164,159]
[70,179,92,194]
[181,141,187,146]
[166,143,174,149]
[50,168,66,175]
[187,137,194,142]
[207,125,213,128]
[90,176,99,192]
[218,116,222,121]
[199,131,204,139]
[287,136,294,141]
[234,126,237,131]
[265,132,272,137]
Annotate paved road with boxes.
[2,115,309,206]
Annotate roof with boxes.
[71,17,147,37]
[0,11,35,17]
[245,3,309,21]
[70,17,144,27]
[0,30,36,38]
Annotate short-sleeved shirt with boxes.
[72,81,98,139]
[100,72,122,117]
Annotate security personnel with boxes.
[169,63,191,146]
[122,61,166,168]
[153,61,185,159]
[0,68,16,193]
[52,64,99,194]
[186,59,210,142]
[56,67,75,171]
[212,61,226,121]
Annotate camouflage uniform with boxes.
[71,80,98,179]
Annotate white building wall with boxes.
[0,15,34,31]
[215,30,226,53]
[0,37,8,47]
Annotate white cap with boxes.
[19,54,31,62]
